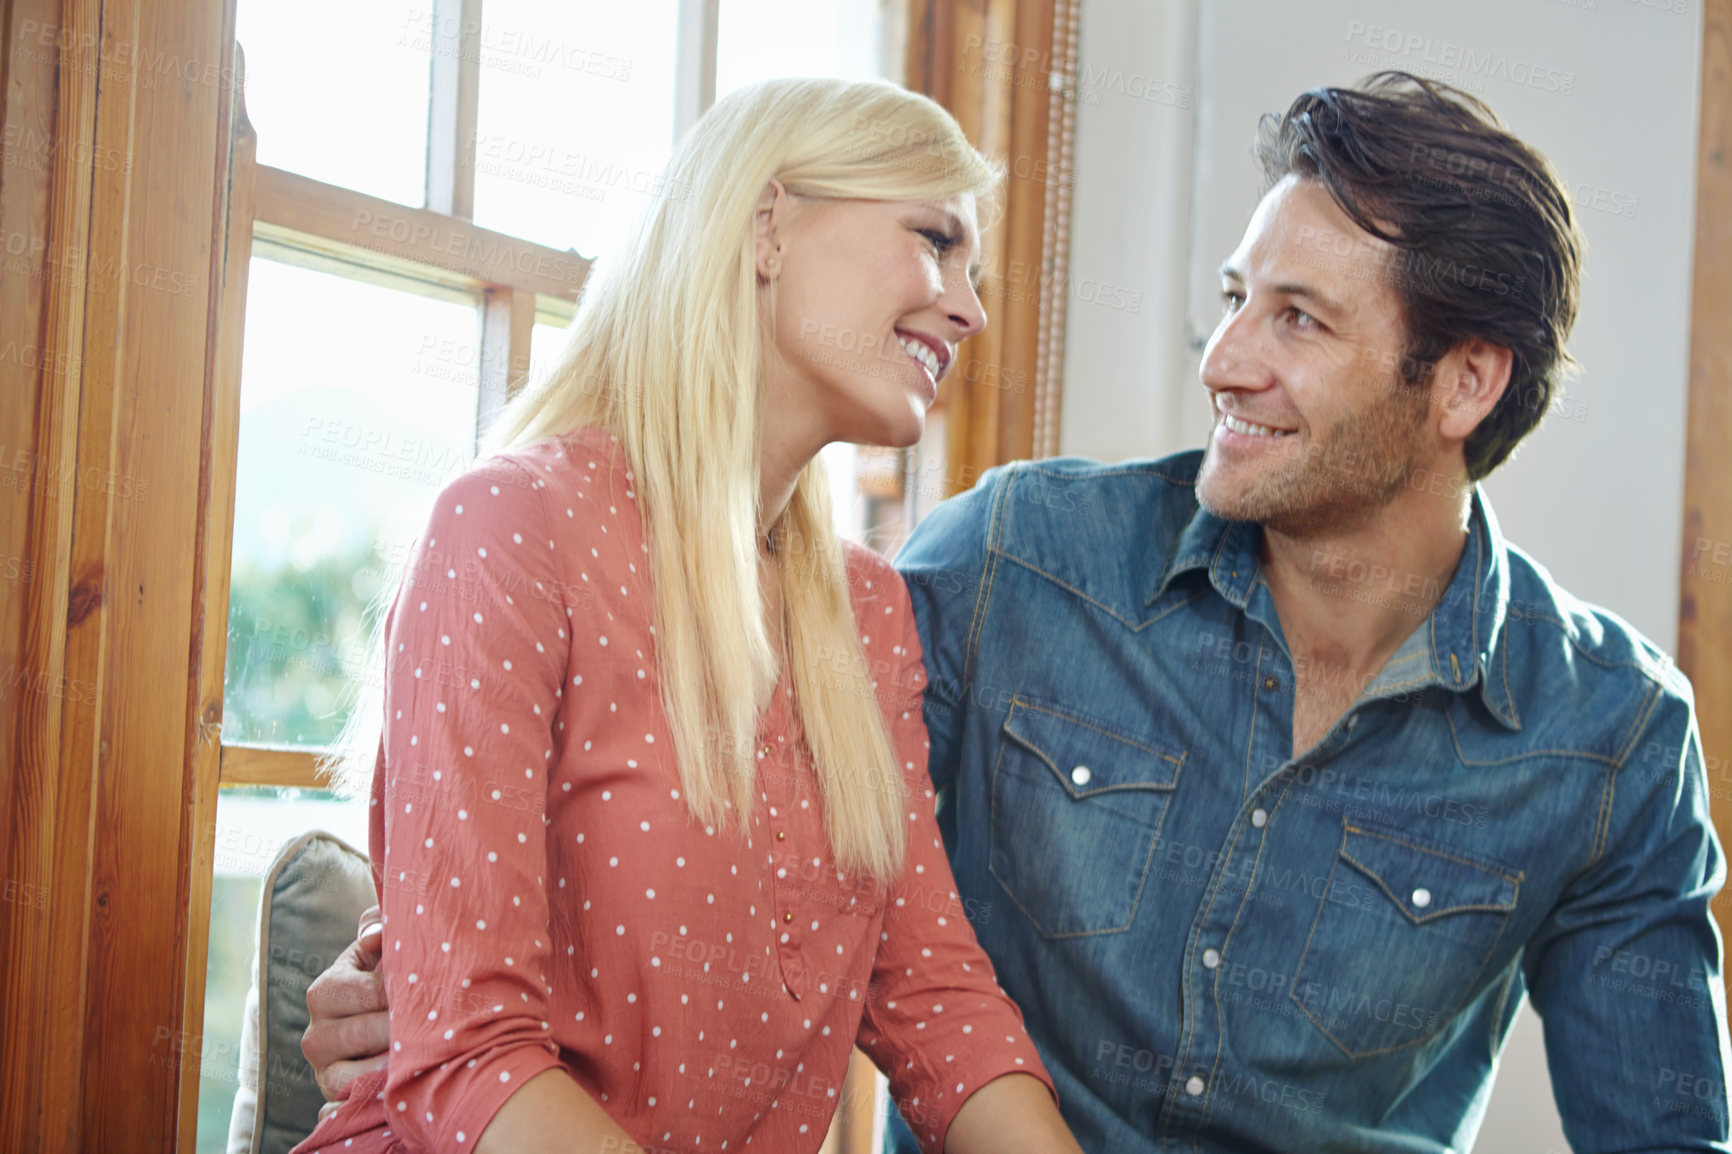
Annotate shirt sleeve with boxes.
[855,570,1056,1154]
[893,465,1009,799]
[1523,686,1732,1152]
[376,455,574,1150]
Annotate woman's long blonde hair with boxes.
[326,79,999,882]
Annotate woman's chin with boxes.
[882,414,925,451]
[842,408,924,452]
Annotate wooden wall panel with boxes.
[2,0,104,1148]
[0,0,235,1148]
[905,0,1078,490]
[1683,0,1732,967]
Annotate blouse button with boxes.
[1185,1076,1206,1096]
[1412,887,1432,909]
[1250,808,1268,829]
[776,831,786,841]
[1202,948,1221,969]
[783,912,794,923]
[1070,766,1091,786]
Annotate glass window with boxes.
[223,257,481,748]
[715,0,890,99]
[195,787,372,1154]
[470,0,680,263]
[529,316,574,387]
[236,0,432,206]
[823,442,865,545]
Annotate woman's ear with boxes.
[754,177,788,281]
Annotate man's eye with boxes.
[1289,307,1320,329]
[1221,291,1244,314]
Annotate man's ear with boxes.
[754,178,789,281]
[1435,338,1514,445]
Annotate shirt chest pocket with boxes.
[1289,822,1522,1058]
[989,699,1185,937]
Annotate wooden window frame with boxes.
[207,161,591,797]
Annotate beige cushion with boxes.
[226,830,376,1154]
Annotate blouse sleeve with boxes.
[377,455,574,1150]
[854,573,1057,1154]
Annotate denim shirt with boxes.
[886,451,1730,1154]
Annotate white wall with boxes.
[1059,0,1705,1150]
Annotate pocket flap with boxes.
[1339,824,1520,923]
[1001,700,1184,799]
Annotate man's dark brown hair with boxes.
[1256,71,1585,479]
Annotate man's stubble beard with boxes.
[1196,374,1432,539]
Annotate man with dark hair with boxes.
[303,73,1729,1151]
[1251,73,1581,483]
[883,71,1728,1151]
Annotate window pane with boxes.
[236,0,430,206]
[823,443,865,544]
[529,318,574,387]
[223,258,481,747]
[470,0,679,262]
[194,787,372,1154]
[715,0,891,99]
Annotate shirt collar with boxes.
[1151,505,1262,610]
[1148,488,1520,729]
[1427,490,1519,727]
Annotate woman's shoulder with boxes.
[838,540,926,713]
[432,428,630,522]
[411,428,640,597]
[481,426,627,495]
[839,539,915,644]
[839,538,903,598]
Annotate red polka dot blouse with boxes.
[291,427,1051,1154]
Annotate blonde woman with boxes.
[290,79,1081,1154]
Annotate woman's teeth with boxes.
[898,335,940,378]
[1223,414,1294,437]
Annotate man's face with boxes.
[1196,175,1441,537]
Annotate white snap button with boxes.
[1412,887,1432,909]
[1070,765,1091,786]
[1202,948,1220,969]
[1250,808,1268,829]
[1185,1076,1206,1096]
